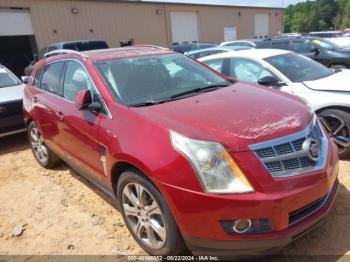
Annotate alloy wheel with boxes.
[30,127,48,164]
[319,115,350,154]
[122,183,166,250]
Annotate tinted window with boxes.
[265,53,333,82]
[196,50,226,59]
[256,41,270,48]
[40,62,65,95]
[96,54,229,106]
[271,41,290,50]
[290,41,313,53]
[63,41,108,51]
[203,59,225,73]
[0,67,21,88]
[63,61,95,101]
[229,58,277,82]
[311,39,340,50]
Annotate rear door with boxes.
[32,61,65,147]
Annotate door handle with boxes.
[33,97,38,103]
[56,111,64,121]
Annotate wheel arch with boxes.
[110,159,156,201]
[315,105,350,115]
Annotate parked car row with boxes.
[16,44,340,257]
[24,40,109,76]
[257,36,350,69]
[200,49,350,158]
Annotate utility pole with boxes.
[282,0,285,33]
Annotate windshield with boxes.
[325,38,350,49]
[95,54,230,106]
[310,38,341,50]
[0,67,21,88]
[265,53,333,82]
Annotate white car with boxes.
[0,65,25,138]
[219,40,256,48]
[199,49,350,158]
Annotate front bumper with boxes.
[155,138,339,256]
[184,179,338,256]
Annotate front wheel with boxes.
[318,109,350,159]
[117,170,186,255]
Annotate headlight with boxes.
[170,131,254,194]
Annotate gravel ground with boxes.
[0,133,349,261]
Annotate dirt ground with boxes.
[0,133,350,261]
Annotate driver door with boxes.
[57,60,106,181]
[290,40,318,59]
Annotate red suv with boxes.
[23,46,339,256]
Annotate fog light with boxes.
[232,219,252,233]
[221,219,273,235]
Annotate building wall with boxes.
[0,0,283,50]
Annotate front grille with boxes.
[250,116,327,178]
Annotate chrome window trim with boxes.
[249,114,328,178]
[34,58,112,119]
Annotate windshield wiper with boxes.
[170,83,230,99]
[129,100,168,107]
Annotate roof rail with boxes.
[131,45,169,51]
[44,49,87,58]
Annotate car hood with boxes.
[0,84,24,104]
[132,83,312,152]
[303,69,350,92]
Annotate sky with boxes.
[143,0,307,8]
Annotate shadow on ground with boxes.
[0,133,29,156]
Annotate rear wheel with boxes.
[318,109,350,159]
[28,122,60,168]
[117,170,186,255]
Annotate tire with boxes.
[28,122,61,168]
[117,170,187,255]
[318,109,350,159]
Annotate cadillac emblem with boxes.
[302,138,321,162]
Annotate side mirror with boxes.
[258,76,285,87]
[21,76,30,84]
[310,47,320,54]
[75,89,92,110]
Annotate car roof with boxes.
[199,48,291,61]
[43,46,173,63]
[185,47,231,55]
[220,40,254,45]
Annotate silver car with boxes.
[0,65,25,138]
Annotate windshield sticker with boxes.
[0,68,7,73]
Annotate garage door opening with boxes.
[255,14,269,39]
[0,8,37,77]
[171,12,199,45]
[0,35,36,77]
